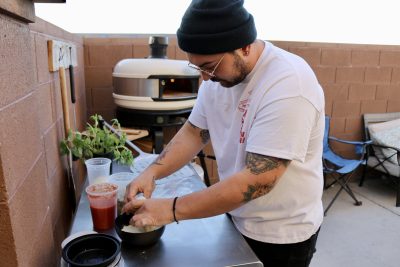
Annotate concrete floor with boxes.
[311,175,400,267]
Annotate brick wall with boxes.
[0,14,86,266]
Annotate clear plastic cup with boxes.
[86,183,118,231]
[85,157,112,185]
[108,172,135,214]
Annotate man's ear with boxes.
[241,45,251,56]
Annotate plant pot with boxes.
[93,152,114,160]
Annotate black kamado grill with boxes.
[112,36,200,153]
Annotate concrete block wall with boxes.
[83,34,179,121]
[0,4,396,267]
[84,35,400,182]
[278,42,400,157]
[0,17,397,267]
[0,13,87,266]
[83,35,220,184]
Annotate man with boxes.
[123,0,325,266]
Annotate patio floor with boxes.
[311,174,400,267]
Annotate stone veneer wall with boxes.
[84,35,400,184]
[0,12,87,267]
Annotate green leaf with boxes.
[58,114,134,165]
[60,140,70,155]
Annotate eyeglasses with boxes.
[188,54,225,78]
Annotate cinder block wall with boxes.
[82,35,222,183]
[84,35,400,183]
[83,34,184,120]
[273,41,400,157]
[0,4,395,266]
[0,12,87,266]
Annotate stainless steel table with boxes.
[69,161,263,267]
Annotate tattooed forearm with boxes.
[188,121,210,144]
[151,142,173,166]
[241,153,289,202]
[199,130,210,144]
[188,121,197,130]
[245,152,289,175]
[242,180,277,202]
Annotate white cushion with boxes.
[368,118,400,165]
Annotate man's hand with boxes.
[122,198,175,227]
[124,172,156,203]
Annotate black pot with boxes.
[73,152,114,162]
[115,213,165,247]
[62,234,121,267]
[93,152,114,160]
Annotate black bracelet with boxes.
[172,196,179,224]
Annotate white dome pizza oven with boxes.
[113,36,200,119]
[112,58,200,111]
[112,36,201,153]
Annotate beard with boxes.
[211,52,249,88]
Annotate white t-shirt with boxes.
[188,41,325,244]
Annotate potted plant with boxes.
[60,114,134,165]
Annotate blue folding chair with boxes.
[323,116,372,215]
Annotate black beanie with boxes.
[177,0,257,55]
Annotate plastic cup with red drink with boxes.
[86,183,118,231]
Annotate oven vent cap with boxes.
[148,36,168,59]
